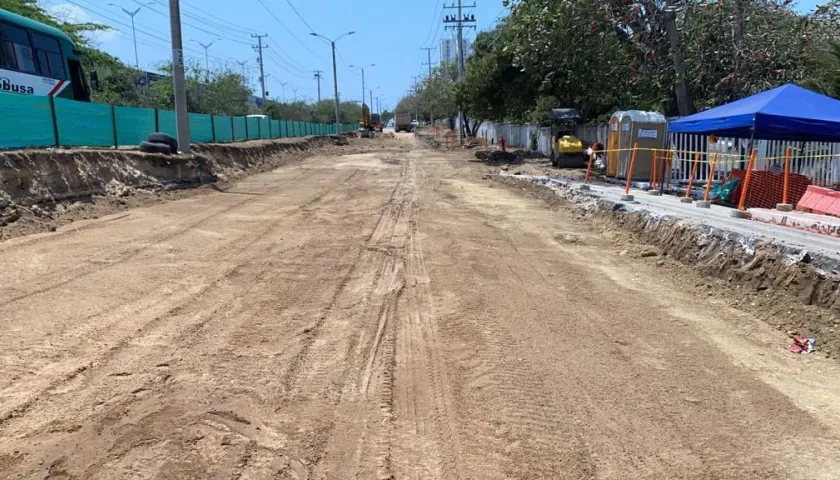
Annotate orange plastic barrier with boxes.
[797,186,840,217]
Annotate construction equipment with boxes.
[359,103,375,138]
[548,108,587,168]
[394,111,412,133]
[371,113,383,132]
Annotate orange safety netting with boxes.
[728,169,811,208]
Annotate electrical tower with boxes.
[252,34,268,103]
[443,1,476,143]
[314,70,323,102]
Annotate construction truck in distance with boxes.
[359,103,374,138]
[394,111,412,133]
[371,113,383,132]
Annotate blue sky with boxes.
[40,0,508,109]
[39,0,822,110]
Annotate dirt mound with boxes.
[329,135,349,145]
[474,149,518,163]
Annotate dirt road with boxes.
[2,134,840,479]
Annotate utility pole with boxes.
[444,0,475,143]
[411,75,421,121]
[252,34,268,103]
[422,46,437,124]
[314,70,323,102]
[168,0,190,153]
[421,46,436,76]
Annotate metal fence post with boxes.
[110,104,119,149]
[245,117,249,140]
[257,119,261,139]
[154,108,160,132]
[211,114,216,143]
[49,96,60,147]
[230,116,235,142]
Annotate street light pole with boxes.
[169,0,190,153]
[193,40,216,72]
[311,31,355,135]
[109,3,150,68]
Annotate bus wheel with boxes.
[147,132,178,153]
[139,141,172,155]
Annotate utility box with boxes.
[606,110,667,179]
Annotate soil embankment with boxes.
[0,135,359,239]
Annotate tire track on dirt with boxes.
[0,168,318,308]
[0,168,364,433]
[391,155,466,479]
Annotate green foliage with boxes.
[262,99,362,124]
[401,0,840,125]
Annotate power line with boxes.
[153,0,256,36]
[255,0,326,62]
[130,0,253,46]
[422,0,444,47]
[285,0,316,32]
[264,40,309,74]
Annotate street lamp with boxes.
[311,31,355,134]
[108,2,152,68]
[190,39,219,72]
[349,63,375,113]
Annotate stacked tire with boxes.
[139,132,178,155]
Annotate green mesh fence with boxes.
[189,113,214,143]
[233,117,247,141]
[246,117,259,140]
[114,106,155,147]
[157,110,177,139]
[0,92,351,150]
[54,97,114,147]
[214,115,233,143]
[260,117,270,139]
[0,93,54,149]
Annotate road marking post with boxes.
[620,142,639,201]
[777,147,793,211]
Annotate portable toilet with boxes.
[606,110,667,179]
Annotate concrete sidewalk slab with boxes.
[523,174,840,261]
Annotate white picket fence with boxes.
[576,122,840,187]
[476,121,840,187]
[667,134,840,187]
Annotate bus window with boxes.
[32,33,65,79]
[0,22,36,73]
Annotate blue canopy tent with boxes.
[669,84,840,142]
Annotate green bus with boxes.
[0,8,90,101]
